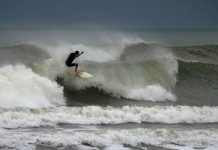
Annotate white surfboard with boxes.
[75,71,93,78]
[66,68,93,78]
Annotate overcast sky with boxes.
[0,0,218,29]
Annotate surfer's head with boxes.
[75,51,79,56]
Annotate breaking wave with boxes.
[0,65,65,108]
[0,106,218,128]
[0,127,218,150]
[1,30,218,150]
[1,42,218,103]
[34,41,178,102]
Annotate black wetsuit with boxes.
[65,53,78,67]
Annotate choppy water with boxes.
[0,29,218,150]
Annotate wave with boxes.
[172,44,218,65]
[0,44,49,66]
[0,41,178,102]
[178,60,218,89]
[58,61,177,101]
[33,41,178,102]
[0,127,218,150]
[1,106,218,128]
[1,42,217,103]
[0,65,65,108]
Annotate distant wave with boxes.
[173,44,218,65]
[0,44,49,66]
[178,60,218,89]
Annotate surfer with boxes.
[65,51,84,73]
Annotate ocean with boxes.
[0,29,218,150]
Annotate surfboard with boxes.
[66,67,93,78]
[75,71,93,78]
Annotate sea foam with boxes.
[0,65,65,108]
[0,106,218,128]
[0,128,218,150]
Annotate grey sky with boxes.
[0,0,218,29]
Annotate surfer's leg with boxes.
[72,63,78,73]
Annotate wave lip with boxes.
[0,65,65,108]
[1,106,218,128]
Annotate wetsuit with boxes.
[65,53,78,68]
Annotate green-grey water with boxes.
[0,29,218,150]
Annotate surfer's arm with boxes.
[77,51,84,57]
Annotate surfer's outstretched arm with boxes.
[77,51,84,57]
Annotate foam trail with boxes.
[0,106,218,128]
[0,65,65,108]
[0,128,218,150]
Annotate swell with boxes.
[122,43,218,65]
[178,60,218,89]
[172,44,218,65]
[0,44,49,66]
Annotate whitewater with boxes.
[0,29,218,150]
